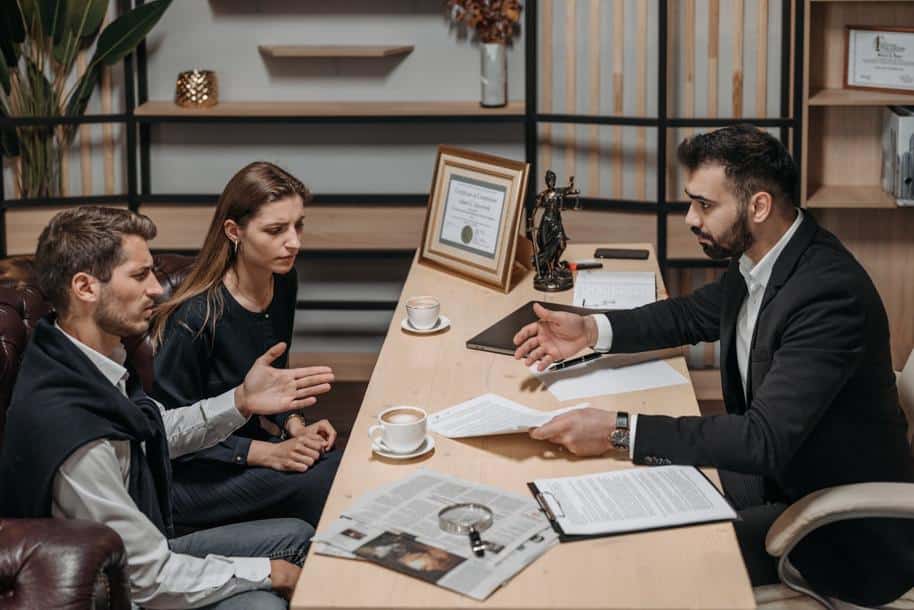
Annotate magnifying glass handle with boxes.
[468,528,486,557]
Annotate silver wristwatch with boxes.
[610,411,630,450]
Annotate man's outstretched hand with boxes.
[513,303,598,371]
[234,342,334,418]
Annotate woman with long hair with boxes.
[150,161,340,530]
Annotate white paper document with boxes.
[531,465,737,537]
[428,393,589,438]
[573,271,656,309]
[532,357,688,401]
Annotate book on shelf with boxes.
[881,106,914,207]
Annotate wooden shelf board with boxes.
[805,185,900,209]
[135,100,524,118]
[258,45,414,58]
[808,87,914,107]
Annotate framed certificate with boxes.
[419,146,529,292]
[845,26,914,94]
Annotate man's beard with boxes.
[95,294,149,338]
[693,205,755,260]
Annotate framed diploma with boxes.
[419,146,529,292]
[845,26,914,94]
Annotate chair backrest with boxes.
[899,349,914,451]
[0,254,195,449]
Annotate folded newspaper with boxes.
[312,469,558,600]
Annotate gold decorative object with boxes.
[174,70,219,108]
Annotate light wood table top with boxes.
[292,244,754,610]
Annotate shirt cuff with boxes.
[231,557,272,589]
[231,436,253,466]
[209,387,250,430]
[629,413,638,460]
[591,314,613,352]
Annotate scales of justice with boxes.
[524,169,581,292]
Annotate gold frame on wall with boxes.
[418,146,529,293]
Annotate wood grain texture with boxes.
[756,0,769,117]
[636,0,648,199]
[258,45,414,58]
[77,52,92,196]
[708,0,720,118]
[612,0,624,198]
[732,0,744,117]
[588,0,601,195]
[135,100,525,117]
[290,243,755,610]
[540,0,554,177]
[565,0,578,184]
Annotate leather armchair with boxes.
[754,350,914,610]
[0,254,193,610]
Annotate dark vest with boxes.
[0,318,173,536]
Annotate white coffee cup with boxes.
[368,406,427,454]
[405,296,440,330]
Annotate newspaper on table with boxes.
[312,468,558,600]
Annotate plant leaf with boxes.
[90,0,170,68]
[0,50,10,93]
[1,1,26,43]
[63,63,97,117]
[46,0,66,45]
[64,0,106,40]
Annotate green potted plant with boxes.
[0,0,172,199]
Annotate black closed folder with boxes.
[465,300,614,356]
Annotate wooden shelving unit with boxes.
[258,45,414,58]
[801,0,914,369]
[801,1,914,209]
[134,100,525,118]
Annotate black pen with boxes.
[547,351,603,372]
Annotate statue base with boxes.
[533,262,574,292]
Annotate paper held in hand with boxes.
[427,393,589,438]
[528,465,737,540]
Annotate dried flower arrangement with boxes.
[447,0,522,44]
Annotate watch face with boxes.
[616,412,629,430]
[610,428,630,449]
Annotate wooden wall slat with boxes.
[588,0,600,195]
[708,0,720,118]
[612,0,624,198]
[756,0,769,117]
[540,0,553,176]
[732,0,745,117]
[564,0,577,184]
[77,52,92,196]
[636,0,648,200]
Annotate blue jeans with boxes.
[167,517,314,610]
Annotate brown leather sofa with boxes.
[0,253,193,610]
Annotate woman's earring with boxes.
[232,239,239,255]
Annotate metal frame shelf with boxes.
[1,0,803,284]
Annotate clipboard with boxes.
[527,467,738,543]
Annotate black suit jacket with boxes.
[606,213,914,605]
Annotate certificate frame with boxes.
[844,26,914,95]
[419,146,529,293]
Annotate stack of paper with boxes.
[573,270,656,309]
[533,358,689,401]
[428,393,589,438]
[312,469,558,600]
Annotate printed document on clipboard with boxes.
[527,466,737,541]
[573,271,656,309]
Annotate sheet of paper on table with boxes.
[531,357,689,402]
[428,393,589,438]
[572,270,656,309]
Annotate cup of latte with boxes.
[405,296,440,330]
[368,406,427,453]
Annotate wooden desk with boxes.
[292,244,754,610]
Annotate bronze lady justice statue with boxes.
[525,170,580,291]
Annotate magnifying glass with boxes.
[438,502,494,558]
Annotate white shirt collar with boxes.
[54,322,128,389]
[738,208,804,291]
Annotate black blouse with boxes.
[151,269,298,465]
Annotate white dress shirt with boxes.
[50,325,272,609]
[590,209,803,458]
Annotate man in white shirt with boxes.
[512,125,914,606]
[0,206,337,609]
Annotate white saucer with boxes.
[371,436,436,460]
[401,315,450,334]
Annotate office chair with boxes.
[754,349,914,610]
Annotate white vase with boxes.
[480,42,507,107]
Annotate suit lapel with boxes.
[745,212,818,404]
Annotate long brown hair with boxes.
[150,161,310,348]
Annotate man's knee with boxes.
[269,517,315,546]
